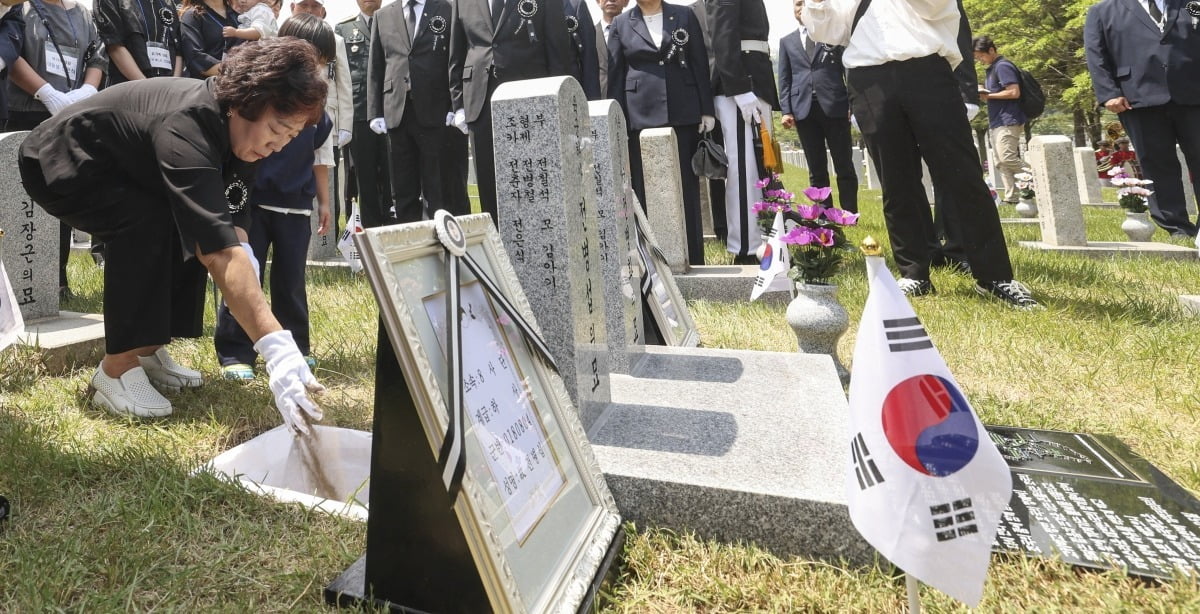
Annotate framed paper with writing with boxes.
[631,202,700,347]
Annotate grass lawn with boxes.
[2,163,1200,611]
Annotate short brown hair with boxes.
[215,38,327,125]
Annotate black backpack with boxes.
[1000,59,1046,120]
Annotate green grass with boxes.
[3,164,1200,611]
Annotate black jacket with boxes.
[606,2,714,131]
[777,30,848,121]
[1085,0,1200,107]
[563,0,600,99]
[368,0,455,129]
[335,15,373,122]
[699,0,778,108]
[0,5,22,121]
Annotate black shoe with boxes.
[897,278,935,296]
[732,254,758,265]
[975,280,1041,310]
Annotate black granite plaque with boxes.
[987,426,1200,580]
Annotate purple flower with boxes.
[781,226,819,245]
[752,201,772,214]
[815,228,836,247]
[755,176,772,189]
[823,208,859,226]
[803,186,833,204]
[794,204,823,221]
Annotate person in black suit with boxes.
[367,0,469,222]
[563,0,600,99]
[448,0,573,220]
[1085,0,1200,238]
[608,0,714,266]
[778,0,855,213]
[700,0,780,264]
[594,0,627,93]
[0,4,22,125]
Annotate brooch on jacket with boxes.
[429,15,447,51]
[1187,0,1200,29]
[160,6,175,26]
[565,14,583,55]
[665,28,689,68]
[226,179,248,214]
[515,0,539,44]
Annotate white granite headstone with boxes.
[1073,146,1104,206]
[1028,135,1087,246]
[0,131,59,320]
[1179,145,1197,216]
[491,77,611,429]
[639,128,690,274]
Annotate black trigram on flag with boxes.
[883,317,934,352]
[930,497,978,542]
[851,433,884,490]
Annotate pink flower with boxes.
[823,208,859,226]
[803,186,833,204]
[781,226,819,245]
[752,201,772,214]
[815,228,836,247]
[755,177,772,189]
[794,204,823,221]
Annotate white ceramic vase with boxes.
[1120,210,1155,241]
[1015,197,1038,218]
[784,282,849,384]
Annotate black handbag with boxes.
[692,131,729,179]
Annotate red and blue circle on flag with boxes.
[881,374,979,477]
[759,243,773,271]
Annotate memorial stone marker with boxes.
[1028,135,1087,246]
[491,77,612,429]
[988,426,1200,581]
[1179,145,1197,216]
[639,128,690,274]
[0,132,58,320]
[587,100,643,374]
[1073,146,1104,206]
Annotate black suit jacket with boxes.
[777,30,848,121]
[606,3,714,131]
[449,0,574,123]
[1085,0,1200,108]
[700,0,779,108]
[564,0,600,99]
[368,0,455,129]
[0,5,23,122]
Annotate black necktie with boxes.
[803,32,816,60]
[407,0,418,36]
[1147,0,1163,22]
[492,0,504,26]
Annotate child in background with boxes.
[224,0,278,41]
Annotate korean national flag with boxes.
[337,204,364,273]
[0,258,24,351]
[846,255,1012,607]
[750,211,790,301]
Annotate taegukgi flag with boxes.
[846,254,1012,607]
[338,204,364,273]
[749,210,790,301]
[0,257,24,351]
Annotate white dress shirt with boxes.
[603,20,613,43]
[402,0,427,32]
[1137,0,1166,30]
[803,0,962,69]
[644,11,664,48]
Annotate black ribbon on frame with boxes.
[433,211,557,504]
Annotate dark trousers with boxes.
[930,181,967,265]
[1119,102,1200,237]
[469,75,502,220]
[386,106,471,222]
[18,156,206,354]
[214,206,312,366]
[708,120,728,240]
[349,119,393,229]
[847,54,1013,282]
[794,103,859,213]
[628,126,705,266]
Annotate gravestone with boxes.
[851,146,864,185]
[1179,145,1197,216]
[863,147,876,190]
[1073,146,1104,206]
[588,100,643,374]
[919,158,934,204]
[699,180,715,238]
[639,128,690,274]
[0,132,58,321]
[491,76,611,429]
[1028,136,1087,247]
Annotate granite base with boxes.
[674,265,791,306]
[17,311,105,374]
[1018,241,1198,260]
[589,345,872,564]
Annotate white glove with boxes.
[64,83,97,105]
[240,242,261,280]
[368,118,386,135]
[698,115,716,133]
[336,129,353,146]
[35,83,71,116]
[254,329,325,435]
[451,108,468,135]
[734,91,763,124]
[445,111,455,126]
[964,103,980,121]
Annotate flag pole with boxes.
[906,574,921,613]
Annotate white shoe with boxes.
[138,348,203,391]
[90,365,173,418]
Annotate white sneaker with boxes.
[90,365,173,418]
[138,348,203,391]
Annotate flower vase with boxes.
[1015,197,1038,218]
[785,282,849,384]
[1120,211,1155,241]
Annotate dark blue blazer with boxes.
[564,0,601,100]
[1085,0,1200,107]
[777,30,848,121]
[606,2,714,131]
[0,5,23,121]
